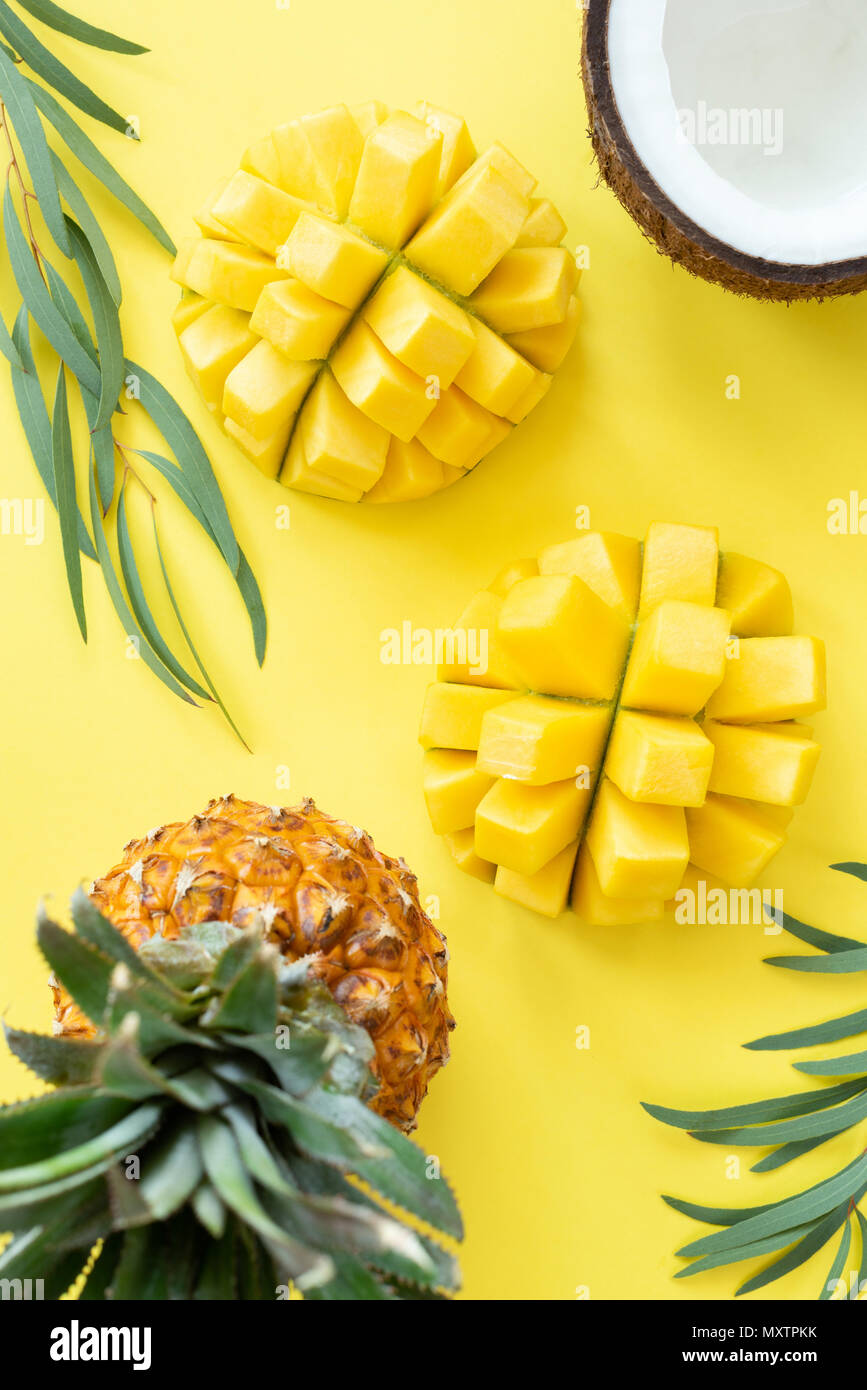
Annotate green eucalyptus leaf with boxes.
[692,1085,867,1148]
[818,1215,852,1300]
[750,1132,842,1173]
[0,302,23,367]
[65,216,122,431]
[13,0,148,55]
[50,152,120,303]
[50,364,86,637]
[0,0,129,132]
[765,946,867,974]
[794,1049,867,1077]
[643,1075,867,1132]
[674,1218,819,1281]
[0,41,70,253]
[831,862,867,883]
[765,905,864,954]
[746,1006,867,1053]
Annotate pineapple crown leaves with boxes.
[644,862,867,1299]
[0,891,462,1301]
[0,0,266,744]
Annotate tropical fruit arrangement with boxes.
[420,524,826,920]
[170,101,579,501]
[0,797,461,1299]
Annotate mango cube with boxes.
[621,601,731,717]
[171,291,210,336]
[213,171,315,256]
[435,590,521,689]
[351,100,390,139]
[495,841,578,918]
[538,531,642,620]
[488,558,539,596]
[476,695,610,785]
[250,279,351,361]
[475,777,590,877]
[508,293,580,372]
[364,437,444,503]
[416,385,511,469]
[404,162,530,296]
[194,177,238,240]
[299,370,389,492]
[416,101,476,198]
[504,369,552,424]
[330,321,433,440]
[174,239,287,312]
[299,104,364,218]
[348,111,442,248]
[639,522,719,615]
[453,317,537,416]
[241,135,281,186]
[571,844,664,926]
[178,305,257,412]
[685,794,786,887]
[278,213,388,309]
[468,143,537,199]
[443,827,495,883]
[605,710,713,806]
[422,749,495,835]
[516,197,567,247]
[703,720,820,805]
[224,416,291,480]
[585,779,688,899]
[497,574,630,701]
[418,683,515,752]
[223,342,317,441]
[705,636,826,723]
[363,267,475,388]
[279,430,362,503]
[716,553,794,636]
[470,248,577,335]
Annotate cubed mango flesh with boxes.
[224,416,291,480]
[470,248,577,334]
[488,558,539,597]
[348,111,442,248]
[497,574,631,701]
[507,293,580,372]
[299,104,364,218]
[213,170,315,256]
[716,553,794,637]
[435,590,521,689]
[467,143,537,199]
[174,238,287,312]
[250,278,350,360]
[453,317,538,416]
[278,213,389,309]
[504,369,552,424]
[404,162,530,296]
[364,437,444,503]
[703,720,820,805]
[416,101,476,199]
[350,101,390,139]
[704,636,826,723]
[476,695,610,785]
[299,370,389,492]
[223,342,317,441]
[538,531,642,620]
[194,177,238,240]
[418,683,515,751]
[363,267,475,388]
[571,844,664,926]
[494,841,578,918]
[171,291,210,336]
[416,385,511,470]
[621,601,731,717]
[241,134,281,186]
[422,749,495,835]
[639,522,719,615]
[685,793,786,887]
[585,779,689,899]
[516,197,567,247]
[178,305,257,412]
[605,710,713,806]
[443,827,495,883]
[279,429,362,502]
[331,321,435,441]
[475,777,591,877]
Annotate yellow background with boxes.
[1,0,866,1301]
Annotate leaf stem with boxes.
[0,96,46,282]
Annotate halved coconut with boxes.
[582,0,867,300]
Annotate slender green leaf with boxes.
[0,1086,127,1170]
[643,1076,867,1131]
[28,79,174,251]
[13,0,148,54]
[766,905,864,954]
[128,361,238,570]
[832,862,867,883]
[856,1206,867,1294]
[50,363,86,637]
[152,513,250,747]
[692,1085,867,1147]
[765,946,867,974]
[0,41,69,252]
[0,0,129,133]
[65,216,122,431]
[3,1022,102,1085]
[746,1007,867,1052]
[795,1050,867,1077]
[819,1215,852,1300]
[751,1132,843,1173]
[115,481,209,699]
[734,1206,848,1296]
[675,1218,820,1280]
[43,256,95,359]
[662,1192,782,1228]
[50,151,120,302]
[4,184,100,392]
[0,1100,162,1192]
[0,302,23,366]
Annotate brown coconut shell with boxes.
[581,0,867,302]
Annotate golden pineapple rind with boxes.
[52,795,454,1132]
[171,101,578,502]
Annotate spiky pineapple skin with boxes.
[52,795,453,1131]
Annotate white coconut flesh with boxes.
[606,0,867,266]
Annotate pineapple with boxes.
[420,524,826,921]
[171,102,579,502]
[0,797,461,1300]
